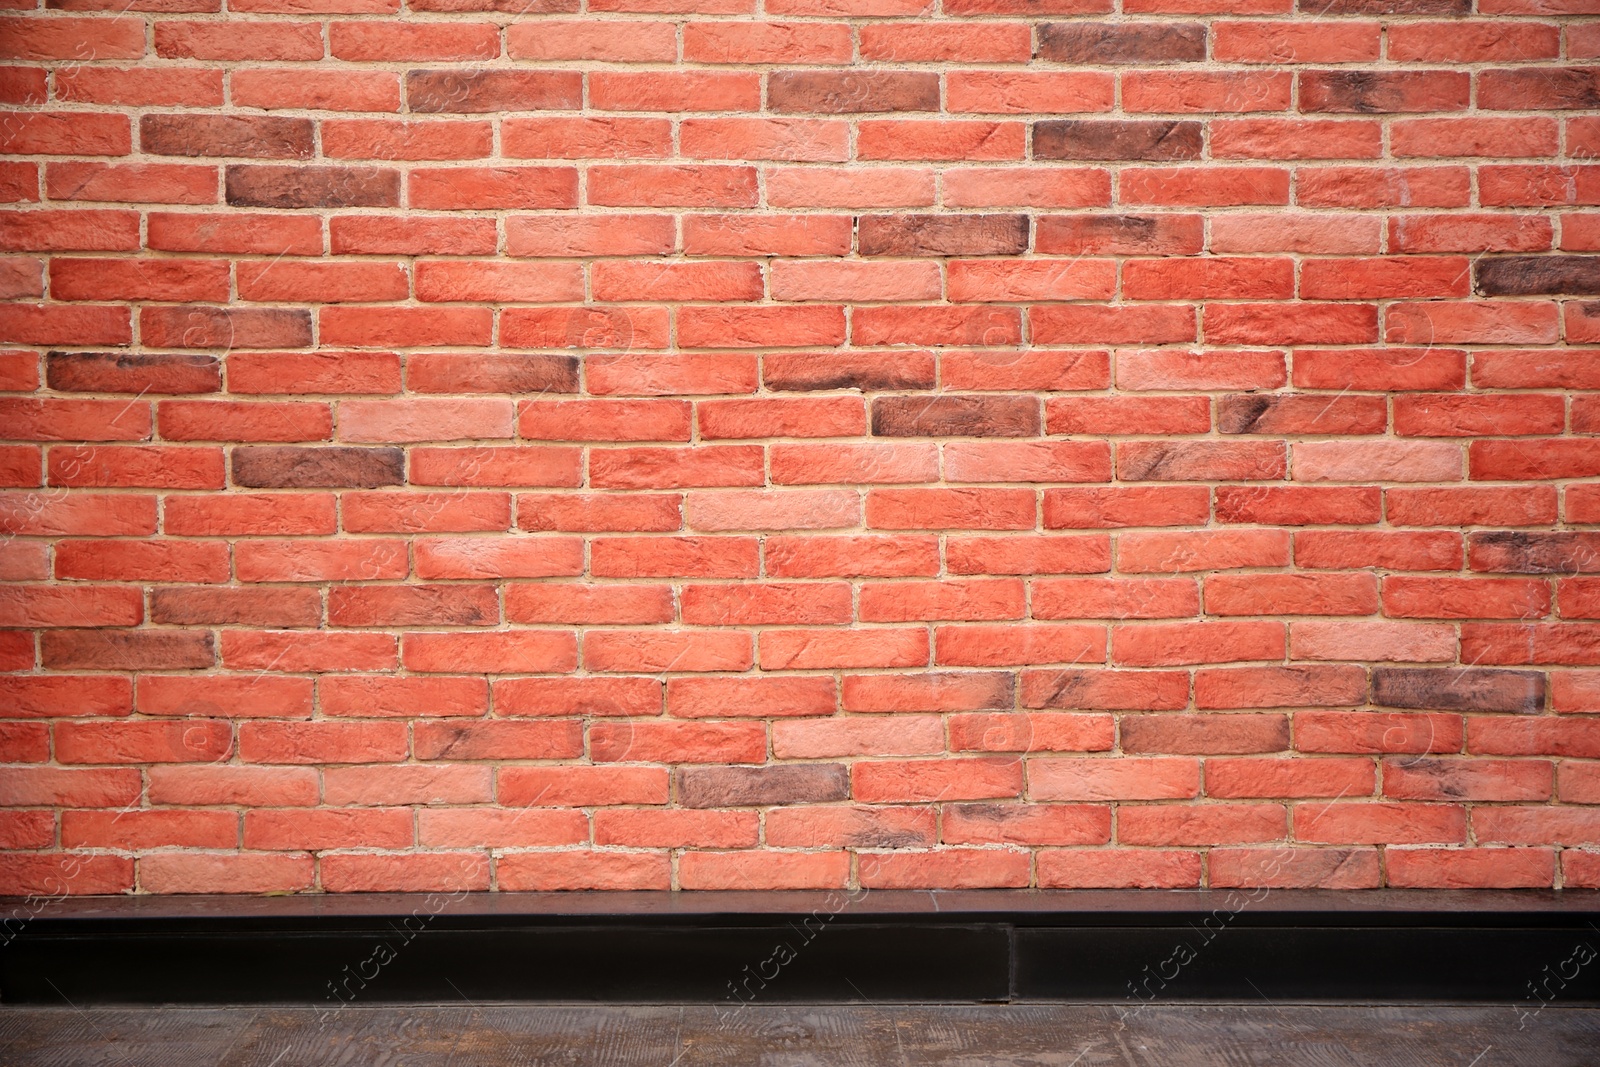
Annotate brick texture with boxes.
[0,0,1597,896]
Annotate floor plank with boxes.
[0,1004,1595,1067]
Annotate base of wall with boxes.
[4,890,1599,1006]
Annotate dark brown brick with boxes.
[768,71,940,114]
[1480,68,1600,111]
[763,352,936,393]
[1033,120,1202,162]
[1302,0,1465,11]
[1468,531,1600,575]
[150,588,322,628]
[140,114,313,160]
[873,395,1040,438]
[1299,71,1469,114]
[1037,22,1206,64]
[859,214,1029,257]
[1036,214,1204,256]
[1371,667,1545,714]
[232,446,405,488]
[225,165,401,209]
[1476,256,1600,297]
[41,630,215,671]
[407,352,579,394]
[678,764,848,808]
[406,70,582,114]
[46,352,220,395]
[141,308,311,350]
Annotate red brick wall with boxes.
[2,0,1599,897]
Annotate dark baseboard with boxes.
[4,890,1599,1007]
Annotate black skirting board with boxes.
[3,889,1598,1007]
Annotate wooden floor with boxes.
[2,1004,1598,1066]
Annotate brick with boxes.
[843,672,1012,713]
[1390,848,1555,890]
[679,764,846,807]
[1118,441,1287,482]
[1205,757,1375,799]
[1214,20,1379,62]
[585,354,755,396]
[1296,802,1464,845]
[1205,573,1379,616]
[1476,255,1600,296]
[505,583,673,625]
[221,632,397,674]
[245,809,412,851]
[57,719,231,764]
[1385,758,1551,803]
[769,71,938,113]
[1295,711,1464,755]
[498,851,669,892]
[1122,803,1290,848]
[1209,847,1380,889]
[868,487,1036,530]
[496,300,665,350]
[1037,849,1200,889]
[1194,665,1367,708]
[766,805,935,849]
[586,630,752,673]
[680,581,851,625]
[761,627,928,669]
[1037,21,1205,63]
[668,676,837,720]
[1291,621,1456,663]
[1033,119,1201,161]
[773,715,943,759]
[681,850,850,891]
[589,164,757,208]
[1112,620,1283,666]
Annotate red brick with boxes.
[950,711,1113,752]
[141,853,315,895]
[499,766,668,807]
[1296,711,1464,755]
[1194,665,1368,708]
[0,854,133,895]
[685,490,858,532]
[57,719,231,764]
[1043,486,1211,529]
[773,715,943,759]
[586,630,752,673]
[1206,757,1374,799]
[1113,621,1283,666]
[935,624,1105,667]
[1120,804,1287,846]
[1037,849,1201,889]
[1118,529,1289,573]
[494,677,661,718]
[761,627,928,669]
[245,808,413,851]
[669,675,837,718]
[843,671,1012,713]
[1205,573,1379,616]
[1209,847,1380,889]
[767,805,936,849]
[592,719,766,764]
[499,851,670,891]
